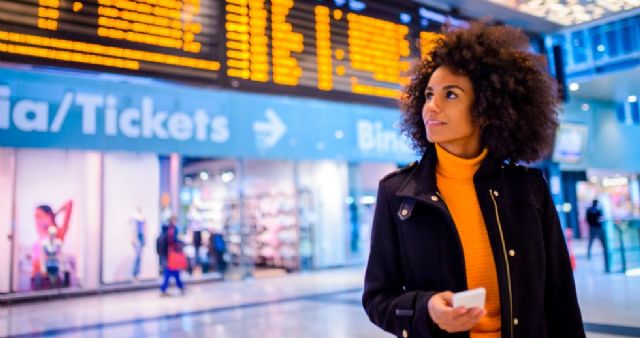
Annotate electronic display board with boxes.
[0,0,222,81]
[223,0,421,103]
[0,0,465,104]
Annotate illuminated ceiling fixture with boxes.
[486,0,640,26]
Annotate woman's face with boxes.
[35,208,53,230]
[422,66,481,157]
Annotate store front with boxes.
[575,172,640,272]
[178,158,398,279]
[0,66,416,295]
[0,149,168,293]
[554,100,640,273]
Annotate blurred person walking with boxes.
[156,216,187,295]
[586,199,606,260]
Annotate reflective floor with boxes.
[1,240,639,338]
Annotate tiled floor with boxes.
[1,239,638,338]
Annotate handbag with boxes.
[167,248,188,271]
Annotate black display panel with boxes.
[0,0,465,105]
[223,0,423,104]
[0,0,222,81]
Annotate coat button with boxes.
[509,249,516,257]
[431,195,438,202]
[401,209,409,217]
[493,190,500,197]
[402,329,409,338]
[514,318,519,325]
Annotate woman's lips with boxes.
[426,120,446,126]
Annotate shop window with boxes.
[12,149,101,293]
[243,160,298,275]
[0,148,16,293]
[297,161,349,268]
[182,158,241,278]
[101,152,161,284]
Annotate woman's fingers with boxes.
[440,291,454,305]
[454,308,485,331]
[429,292,487,333]
[439,309,478,332]
[428,292,458,323]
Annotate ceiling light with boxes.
[602,176,629,187]
[199,171,209,181]
[221,171,235,183]
[486,0,640,26]
[597,44,606,52]
[569,83,580,92]
[628,95,638,103]
[581,103,590,111]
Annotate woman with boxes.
[362,23,584,338]
[158,216,186,295]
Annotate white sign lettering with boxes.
[0,87,230,144]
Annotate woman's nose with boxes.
[423,96,439,115]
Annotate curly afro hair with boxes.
[400,22,559,163]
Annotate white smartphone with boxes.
[452,287,486,309]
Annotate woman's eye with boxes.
[446,91,457,99]
[425,92,433,100]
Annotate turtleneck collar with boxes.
[435,143,488,180]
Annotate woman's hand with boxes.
[427,291,486,333]
[55,200,73,216]
[55,200,73,241]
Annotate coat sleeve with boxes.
[537,174,586,338]
[362,181,441,338]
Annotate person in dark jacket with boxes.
[156,216,185,295]
[362,22,585,338]
[586,199,606,260]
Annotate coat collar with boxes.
[396,143,505,203]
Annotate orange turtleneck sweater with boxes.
[435,143,501,338]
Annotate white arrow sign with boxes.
[253,108,287,150]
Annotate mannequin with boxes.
[41,225,62,287]
[187,203,204,269]
[131,207,146,280]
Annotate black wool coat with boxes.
[362,144,585,338]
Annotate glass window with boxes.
[101,152,161,284]
[298,161,349,268]
[571,31,588,64]
[590,27,605,61]
[243,160,298,274]
[620,19,636,54]
[182,158,242,278]
[0,148,15,294]
[12,149,101,293]
[605,24,619,58]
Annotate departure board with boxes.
[0,0,468,105]
[223,0,421,103]
[0,0,222,81]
